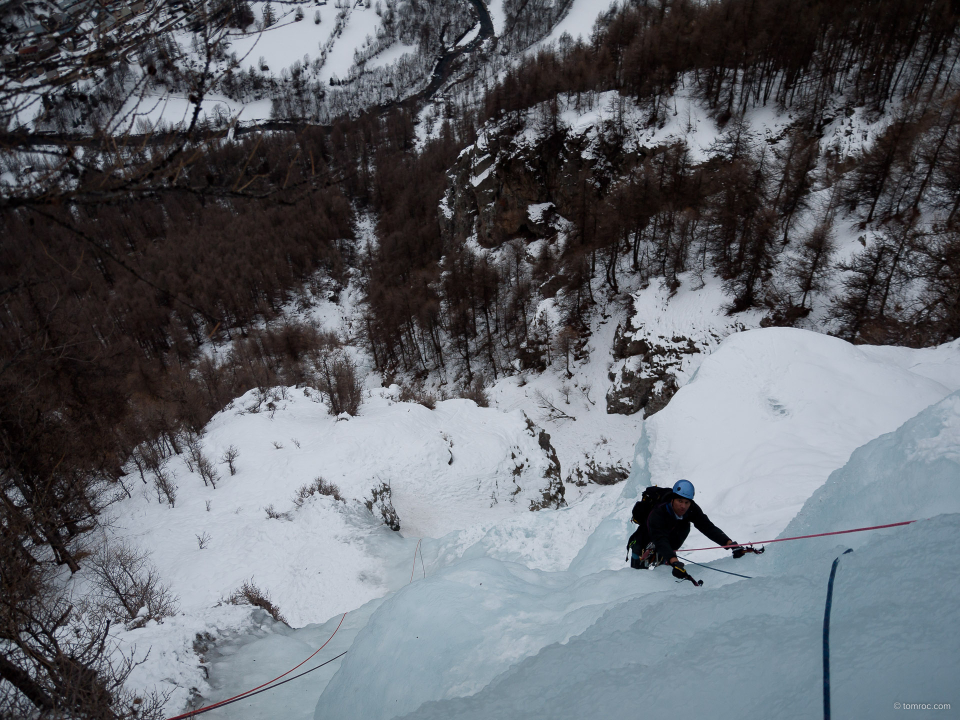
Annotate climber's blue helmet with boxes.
[672,479,695,500]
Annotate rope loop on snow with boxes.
[409,538,425,583]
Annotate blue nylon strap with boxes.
[823,549,854,720]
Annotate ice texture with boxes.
[313,381,960,720]
[389,391,960,720]
[118,327,960,719]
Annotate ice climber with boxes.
[627,480,758,584]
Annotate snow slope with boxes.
[227,2,383,79]
[106,388,563,628]
[535,0,605,47]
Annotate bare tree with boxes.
[787,221,836,310]
[186,433,220,488]
[0,0,261,215]
[533,389,576,422]
[313,346,364,416]
[86,542,179,628]
[553,326,579,378]
[153,466,177,507]
[0,510,168,718]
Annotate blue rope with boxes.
[823,549,853,720]
[677,554,753,579]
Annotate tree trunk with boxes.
[0,655,56,713]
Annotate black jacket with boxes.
[646,499,731,561]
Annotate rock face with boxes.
[566,460,630,486]
[440,119,643,249]
[605,365,679,417]
[529,428,565,510]
[441,129,567,247]
[605,317,698,417]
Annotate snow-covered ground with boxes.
[105,314,960,718]
[535,0,606,48]
[105,388,566,626]
[227,1,383,80]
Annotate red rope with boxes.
[165,611,348,720]
[681,520,916,552]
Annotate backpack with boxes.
[631,485,673,528]
[626,486,673,565]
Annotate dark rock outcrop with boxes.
[529,426,565,510]
[567,460,630,486]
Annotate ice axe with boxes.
[671,562,703,587]
[732,544,765,558]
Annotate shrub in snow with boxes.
[153,467,177,507]
[459,375,490,407]
[219,445,239,475]
[398,383,437,409]
[86,542,179,628]
[225,579,286,624]
[264,503,292,520]
[312,346,364,416]
[293,476,343,507]
[365,480,400,531]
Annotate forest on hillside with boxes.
[2,0,960,716]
